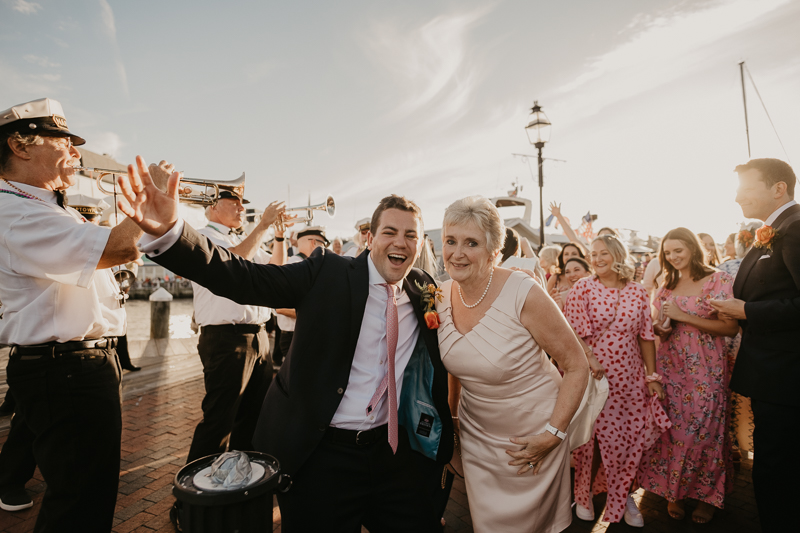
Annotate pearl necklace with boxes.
[459,268,494,308]
[0,178,47,203]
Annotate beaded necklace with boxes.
[458,268,494,308]
[0,178,47,203]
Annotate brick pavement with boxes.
[0,375,761,532]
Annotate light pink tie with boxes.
[366,283,399,453]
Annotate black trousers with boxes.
[277,426,440,533]
[0,348,122,533]
[750,399,800,532]
[187,327,271,463]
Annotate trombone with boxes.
[75,166,246,206]
[274,195,336,232]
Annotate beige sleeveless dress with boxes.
[437,271,572,533]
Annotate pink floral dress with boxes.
[638,271,734,508]
[564,277,670,523]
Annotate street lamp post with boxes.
[525,101,551,251]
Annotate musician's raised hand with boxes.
[116,155,180,237]
[258,200,287,229]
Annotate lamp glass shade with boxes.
[525,108,551,145]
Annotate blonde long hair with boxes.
[591,234,635,282]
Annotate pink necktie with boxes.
[366,283,399,453]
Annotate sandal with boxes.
[667,500,685,520]
[692,502,715,524]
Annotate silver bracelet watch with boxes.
[545,423,567,440]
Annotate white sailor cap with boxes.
[67,194,110,219]
[355,217,370,231]
[0,98,86,146]
[297,226,330,246]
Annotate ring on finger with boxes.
[527,462,534,469]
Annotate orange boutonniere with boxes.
[415,280,443,329]
[754,225,778,250]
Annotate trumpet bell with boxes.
[276,195,336,230]
[322,196,335,217]
[178,172,246,206]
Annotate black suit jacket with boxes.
[730,203,800,406]
[152,224,454,474]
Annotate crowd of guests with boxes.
[171,167,781,531]
[242,189,770,529]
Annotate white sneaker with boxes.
[575,503,594,521]
[624,494,644,527]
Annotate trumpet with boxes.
[275,195,336,231]
[75,166,246,206]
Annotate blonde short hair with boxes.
[591,234,635,281]
[442,196,505,256]
[538,245,561,270]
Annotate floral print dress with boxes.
[638,271,734,508]
[564,277,670,523]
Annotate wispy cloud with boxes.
[98,0,129,99]
[8,0,41,15]
[0,59,64,95]
[363,7,492,125]
[550,0,791,125]
[23,54,59,68]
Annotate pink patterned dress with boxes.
[564,277,670,523]
[638,271,734,508]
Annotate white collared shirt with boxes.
[192,222,273,326]
[764,200,798,226]
[275,254,304,332]
[329,254,420,430]
[0,180,125,344]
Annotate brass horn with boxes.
[276,195,335,231]
[76,166,246,206]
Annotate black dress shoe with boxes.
[169,501,183,532]
[122,364,142,372]
[0,488,33,512]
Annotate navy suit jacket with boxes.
[730,203,800,406]
[151,223,454,474]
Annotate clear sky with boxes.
[2,0,798,243]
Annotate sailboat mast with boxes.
[739,61,751,158]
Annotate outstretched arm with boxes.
[549,202,587,247]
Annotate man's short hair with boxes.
[0,132,43,174]
[370,194,423,234]
[735,158,796,198]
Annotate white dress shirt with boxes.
[0,180,125,344]
[329,254,420,430]
[765,200,798,226]
[276,254,304,332]
[193,222,273,326]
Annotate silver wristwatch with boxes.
[545,423,567,440]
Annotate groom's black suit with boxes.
[730,202,800,532]
[152,224,453,531]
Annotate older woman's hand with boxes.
[506,432,563,475]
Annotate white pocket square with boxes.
[758,255,771,261]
